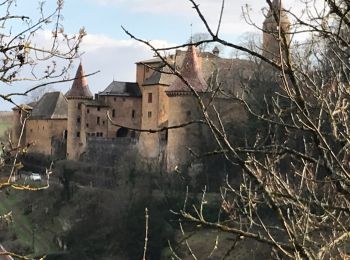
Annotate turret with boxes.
[66,63,93,160]
[262,0,291,61]
[12,104,32,147]
[165,45,210,172]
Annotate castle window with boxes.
[100,132,103,137]
[87,109,90,114]
[86,123,89,127]
[112,109,115,117]
[148,93,152,103]
[97,116,100,125]
[78,103,81,110]
[114,97,116,101]
[77,117,81,123]
[132,110,135,118]
[148,111,152,118]
[76,131,80,137]
[97,107,100,111]
[102,121,105,125]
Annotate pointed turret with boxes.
[66,63,93,99]
[66,63,92,160]
[262,0,291,60]
[167,45,207,94]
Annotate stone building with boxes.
[12,0,290,169]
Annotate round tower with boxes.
[262,0,291,61]
[66,63,93,160]
[12,104,32,147]
[166,45,210,172]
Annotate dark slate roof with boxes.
[84,99,109,107]
[167,45,208,93]
[65,63,93,99]
[99,81,141,97]
[30,92,68,120]
[142,69,174,86]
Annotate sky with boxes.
[0,0,318,111]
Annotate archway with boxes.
[116,127,128,138]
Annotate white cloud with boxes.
[77,34,175,95]
[92,0,325,37]
[0,31,175,111]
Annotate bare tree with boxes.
[0,0,85,258]
[123,0,350,258]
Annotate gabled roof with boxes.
[167,45,208,93]
[30,92,68,120]
[99,81,141,97]
[65,63,93,99]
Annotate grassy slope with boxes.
[0,189,58,257]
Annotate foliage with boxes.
[0,0,84,258]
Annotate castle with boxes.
[11,0,290,171]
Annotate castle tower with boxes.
[262,0,291,61]
[66,63,93,160]
[165,45,210,172]
[12,104,32,147]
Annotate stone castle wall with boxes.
[82,137,139,167]
[26,119,66,156]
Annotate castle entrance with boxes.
[116,127,128,137]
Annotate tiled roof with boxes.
[167,45,208,93]
[65,63,93,99]
[141,48,253,97]
[99,81,141,97]
[30,92,68,120]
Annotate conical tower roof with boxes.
[65,63,93,99]
[167,45,208,94]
